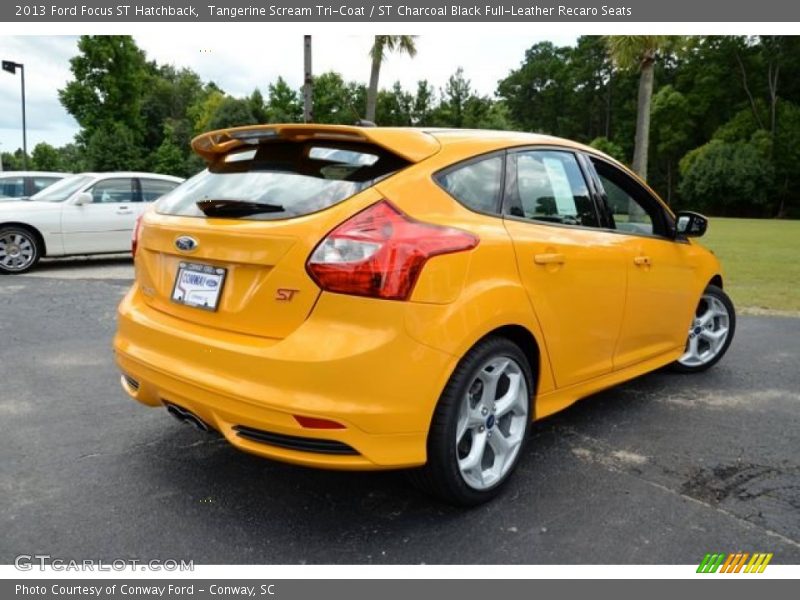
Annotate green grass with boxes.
[700,218,800,312]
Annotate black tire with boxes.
[408,336,534,506]
[669,284,736,373]
[0,226,41,275]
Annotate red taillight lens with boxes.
[306,200,478,301]
[131,214,143,258]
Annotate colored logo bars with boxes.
[697,552,773,573]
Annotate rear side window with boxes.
[435,155,503,214]
[140,178,179,202]
[157,141,409,220]
[508,150,599,228]
[0,176,25,198]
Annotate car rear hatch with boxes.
[134,124,440,339]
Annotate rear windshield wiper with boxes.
[196,199,285,217]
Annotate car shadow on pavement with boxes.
[36,254,132,272]
[117,371,676,563]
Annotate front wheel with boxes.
[0,226,41,274]
[671,284,735,373]
[408,336,533,506]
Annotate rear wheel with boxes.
[0,226,41,274]
[409,336,533,506]
[671,284,735,373]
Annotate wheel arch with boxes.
[457,323,544,419]
[0,221,47,256]
[709,274,723,289]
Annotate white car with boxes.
[0,171,68,201]
[0,172,184,274]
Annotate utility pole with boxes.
[303,35,313,123]
[2,60,27,169]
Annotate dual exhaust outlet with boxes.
[164,402,211,432]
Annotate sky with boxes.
[0,33,576,153]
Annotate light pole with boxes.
[2,60,27,170]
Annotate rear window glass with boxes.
[156,141,409,220]
[435,155,503,214]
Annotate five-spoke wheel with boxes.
[409,336,533,505]
[673,284,735,373]
[456,356,529,490]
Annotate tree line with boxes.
[2,35,798,218]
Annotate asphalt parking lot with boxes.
[1,257,799,565]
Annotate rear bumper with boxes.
[114,285,457,469]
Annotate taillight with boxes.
[306,200,478,301]
[131,214,143,258]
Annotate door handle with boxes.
[633,255,651,266]
[116,206,133,214]
[534,253,566,265]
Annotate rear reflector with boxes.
[131,214,143,257]
[294,415,346,429]
[306,200,478,300]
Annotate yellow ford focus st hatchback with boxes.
[115,124,735,505]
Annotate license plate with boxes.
[171,262,226,311]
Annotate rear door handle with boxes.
[534,253,566,265]
[633,255,651,266]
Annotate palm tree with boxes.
[366,35,418,123]
[605,36,674,181]
[303,35,313,123]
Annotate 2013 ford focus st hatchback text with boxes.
[115,124,735,505]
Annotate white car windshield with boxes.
[29,175,93,202]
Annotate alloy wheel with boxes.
[455,356,529,490]
[678,293,731,368]
[0,231,36,272]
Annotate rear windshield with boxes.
[156,140,409,220]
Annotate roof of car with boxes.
[70,172,184,182]
[420,127,594,152]
[0,171,68,177]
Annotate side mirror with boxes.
[675,211,708,238]
[74,192,93,206]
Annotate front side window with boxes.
[89,178,136,204]
[590,157,669,237]
[508,150,599,228]
[435,154,504,214]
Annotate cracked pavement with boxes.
[1,258,799,564]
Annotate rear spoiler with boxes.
[191,124,441,163]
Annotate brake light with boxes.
[131,214,143,258]
[306,200,478,300]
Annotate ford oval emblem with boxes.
[175,236,198,252]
